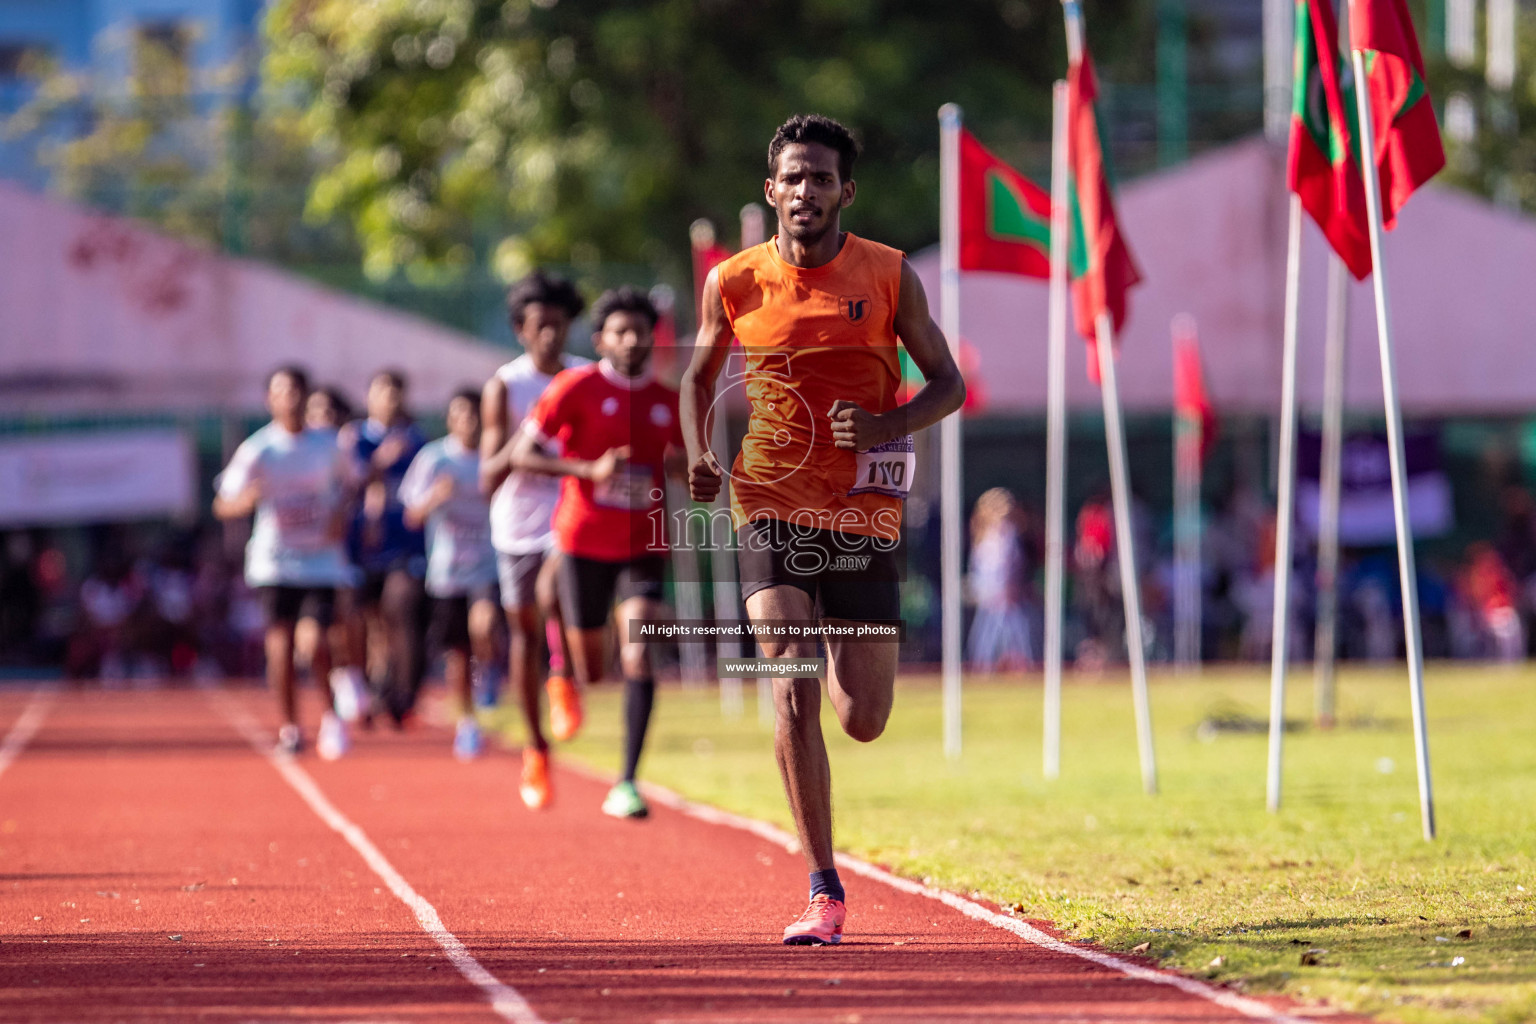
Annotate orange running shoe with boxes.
[782,894,846,945]
[519,747,552,810]
[546,675,583,742]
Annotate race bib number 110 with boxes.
[849,435,916,499]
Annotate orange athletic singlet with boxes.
[717,233,906,542]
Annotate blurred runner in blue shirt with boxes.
[337,369,429,726]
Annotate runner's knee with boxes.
[839,704,889,743]
[756,637,818,660]
[468,602,498,644]
[505,603,539,638]
[618,644,648,679]
[773,677,820,728]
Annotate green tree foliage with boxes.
[3,34,353,264]
[1433,21,1536,213]
[264,0,1139,283]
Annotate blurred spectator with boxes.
[1071,491,1120,667]
[1232,512,1307,662]
[31,537,74,665]
[0,532,40,662]
[138,537,201,678]
[1343,553,1400,662]
[965,488,1033,671]
[1459,542,1525,661]
[1494,486,1536,655]
[66,548,145,682]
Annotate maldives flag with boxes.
[958,128,1052,278]
[1289,0,1372,279]
[1068,48,1142,378]
[1350,0,1445,229]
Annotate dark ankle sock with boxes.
[620,677,655,782]
[809,868,845,903]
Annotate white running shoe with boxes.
[330,667,368,723]
[275,724,303,757]
[316,712,350,761]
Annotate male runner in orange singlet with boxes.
[681,114,966,944]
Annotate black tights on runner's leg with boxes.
[378,569,427,722]
[620,677,655,782]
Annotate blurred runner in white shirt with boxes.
[214,365,356,759]
[479,271,590,810]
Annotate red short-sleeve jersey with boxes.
[523,360,683,562]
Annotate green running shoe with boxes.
[601,780,649,820]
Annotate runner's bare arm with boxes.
[679,266,732,502]
[211,484,259,520]
[479,376,513,496]
[829,258,966,450]
[403,474,455,531]
[509,427,628,485]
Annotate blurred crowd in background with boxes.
[958,480,1536,673]
[8,470,1536,682]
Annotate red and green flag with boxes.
[1350,0,1445,229]
[1067,48,1142,378]
[958,128,1052,278]
[1289,0,1372,279]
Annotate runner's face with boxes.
[368,376,403,423]
[446,397,480,446]
[596,310,654,377]
[767,143,853,244]
[267,373,306,426]
[518,302,572,365]
[305,392,337,430]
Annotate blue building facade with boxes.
[0,0,266,185]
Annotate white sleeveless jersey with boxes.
[489,352,591,554]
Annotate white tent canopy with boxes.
[913,138,1536,415]
[0,183,507,415]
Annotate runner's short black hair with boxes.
[590,285,659,332]
[315,385,353,421]
[267,364,309,393]
[371,367,407,391]
[768,114,860,182]
[450,387,481,409]
[507,270,586,329]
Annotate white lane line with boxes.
[213,697,546,1024]
[0,688,54,781]
[626,778,1312,1024]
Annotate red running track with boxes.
[0,686,1358,1024]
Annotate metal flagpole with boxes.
[1266,194,1305,811]
[1043,80,1071,780]
[938,103,965,761]
[1063,0,1152,792]
[1313,254,1349,728]
[1350,47,1436,840]
[1095,314,1157,794]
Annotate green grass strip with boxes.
[490,665,1536,1023]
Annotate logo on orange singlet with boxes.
[838,294,871,325]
